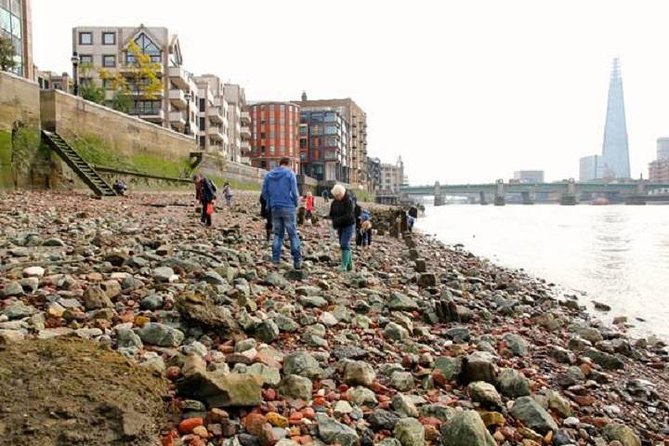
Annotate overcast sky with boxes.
[32,0,669,185]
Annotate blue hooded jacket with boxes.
[261,166,299,210]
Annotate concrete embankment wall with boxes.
[0,72,44,188]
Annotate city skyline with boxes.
[31,0,669,185]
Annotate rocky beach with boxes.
[0,190,667,446]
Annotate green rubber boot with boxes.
[339,249,348,272]
[343,249,353,272]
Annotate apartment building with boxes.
[194,74,228,154]
[296,93,368,189]
[72,25,198,135]
[299,107,349,182]
[379,156,404,194]
[223,83,249,163]
[248,101,300,171]
[367,157,382,192]
[1,0,33,79]
[37,70,71,91]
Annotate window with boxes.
[102,32,116,45]
[260,132,266,139]
[127,33,161,63]
[79,32,93,45]
[199,136,206,148]
[199,118,206,129]
[102,55,116,67]
[79,54,93,65]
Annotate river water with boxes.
[417,204,669,340]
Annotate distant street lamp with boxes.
[70,51,80,96]
[184,91,192,136]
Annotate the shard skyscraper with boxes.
[601,58,631,179]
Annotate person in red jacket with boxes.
[304,191,315,223]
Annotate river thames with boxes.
[417,204,669,340]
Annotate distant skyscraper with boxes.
[601,58,631,179]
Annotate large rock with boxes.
[138,323,184,347]
[602,423,641,446]
[468,381,502,408]
[343,360,376,387]
[502,333,529,356]
[246,363,281,386]
[175,291,238,335]
[582,348,624,370]
[256,320,280,343]
[461,351,497,384]
[388,292,420,311]
[390,371,415,391]
[153,266,176,283]
[3,301,36,320]
[82,286,113,310]
[394,417,425,446]
[283,351,323,379]
[440,410,496,446]
[496,368,530,397]
[1,281,23,297]
[368,409,400,431]
[178,355,263,407]
[317,414,360,446]
[278,374,313,400]
[433,356,462,381]
[510,396,558,435]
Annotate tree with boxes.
[79,63,105,104]
[120,41,163,102]
[98,41,162,114]
[0,35,17,72]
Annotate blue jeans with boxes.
[271,207,301,263]
[337,224,355,250]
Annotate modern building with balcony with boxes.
[223,83,247,163]
[296,92,368,190]
[248,101,300,171]
[379,156,404,194]
[298,107,349,182]
[1,0,33,79]
[71,24,198,135]
[194,74,229,154]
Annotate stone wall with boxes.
[0,71,44,189]
[198,155,266,190]
[40,90,193,164]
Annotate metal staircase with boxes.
[42,130,117,197]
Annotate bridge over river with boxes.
[401,179,669,206]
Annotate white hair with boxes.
[331,184,346,199]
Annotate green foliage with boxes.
[80,84,106,104]
[110,90,132,113]
[0,130,11,188]
[0,35,16,72]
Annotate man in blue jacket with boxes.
[261,157,302,269]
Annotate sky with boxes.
[31,0,669,185]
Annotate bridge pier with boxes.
[560,178,577,205]
[521,191,534,205]
[479,191,488,205]
[494,179,505,206]
[434,181,445,206]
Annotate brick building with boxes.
[248,101,300,171]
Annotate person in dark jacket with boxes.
[329,183,356,271]
[259,194,273,243]
[261,157,302,269]
[194,174,216,227]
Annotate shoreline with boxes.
[0,190,667,445]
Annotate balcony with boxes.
[169,111,186,129]
[207,126,224,142]
[241,140,251,151]
[241,111,251,124]
[240,126,252,139]
[119,62,164,76]
[207,107,224,124]
[169,89,187,109]
[168,66,190,90]
[130,109,164,123]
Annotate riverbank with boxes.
[0,191,667,446]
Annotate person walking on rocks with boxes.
[329,184,356,271]
[259,194,273,244]
[356,208,373,248]
[304,191,315,224]
[261,157,302,269]
[194,174,216,227]
[222,182,233,207]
